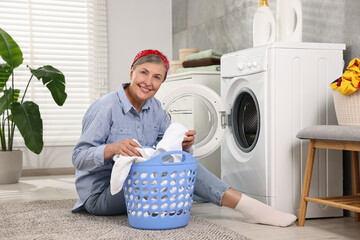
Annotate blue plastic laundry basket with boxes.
[123,150,198,230]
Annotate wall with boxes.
[172,0,360,200]
[22,0,172,171]
[107,0,172,92]
[172,0,359,63]
[21,146,74,171]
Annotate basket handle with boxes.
[140,150,196,166]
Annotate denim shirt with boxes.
[72,83,171,211]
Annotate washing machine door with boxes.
[231,87,261,153]
[160,83,225,159]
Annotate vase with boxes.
[0,150,23,184]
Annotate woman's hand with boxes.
[104,138,142,160]
[182,130,196,153]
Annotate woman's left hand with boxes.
[182,130,196,153]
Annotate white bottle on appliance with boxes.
[276,0,303,42]
[253,0,276,47]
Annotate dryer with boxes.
[159,42,346,218]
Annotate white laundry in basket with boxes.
[110,122,188,195]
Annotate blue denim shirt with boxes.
[72,83,171,211]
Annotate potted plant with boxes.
[0,28,67,184]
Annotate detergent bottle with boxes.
[276,0,303,42]
[252,0,276,47]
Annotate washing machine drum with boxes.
[232,89,260,153]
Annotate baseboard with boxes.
[21,167,76,177]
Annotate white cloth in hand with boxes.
[153,122,189,162]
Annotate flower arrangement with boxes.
[331,58,360,95]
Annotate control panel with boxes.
[221,46,268,77]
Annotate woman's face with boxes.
[128,62,166,102]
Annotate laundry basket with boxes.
[333,89,360,126]
[123,150,198,230]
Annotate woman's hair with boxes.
[131,49,169,81]
[132,54,167,72]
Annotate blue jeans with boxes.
[84,164,230,216]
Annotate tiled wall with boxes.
[172,0,360,65]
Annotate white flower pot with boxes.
[0,150,23,184]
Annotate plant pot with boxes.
[0,150,23,184]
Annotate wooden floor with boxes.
[0,175,359,239]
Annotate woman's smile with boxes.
[138,84,151,93]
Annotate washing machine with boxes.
[159,42,345,218]
[221,42,345,217]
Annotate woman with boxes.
[72,49,297,227]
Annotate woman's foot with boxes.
[235,194,297,227]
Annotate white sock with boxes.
[235,194,297,227]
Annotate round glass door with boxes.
[232,88,260,152]
[160,84,225,159]
[165,94,216,148]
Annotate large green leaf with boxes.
[11,101,43,154]
[0,28,23,69]
[0,88,20,115]
[0,63,12,92]
[30,65,67,106]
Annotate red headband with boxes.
[131,49,170,81]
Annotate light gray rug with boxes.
[0,199,249,240]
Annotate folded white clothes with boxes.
[110,122,189,195]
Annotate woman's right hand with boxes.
[104,138,142,160]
